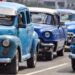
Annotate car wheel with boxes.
[57,44,65,56]
[57,48,64,56]
[46,51,53,60]
[71,59,75,71]
[27,51,37,68]
[0,64,6,74]
[7,50,19,74]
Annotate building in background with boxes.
[27,0,75,9]
[44,0,75,9]
[0,0,6,1]
[5,0,75,9]
[42,0,67,8]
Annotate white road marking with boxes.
[23,63,68,75]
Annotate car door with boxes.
[46,14,60,49]
[18,10,30,56]
[55,15,65,49]
[25,10,34,54]
[51,15,61,50]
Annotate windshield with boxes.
[60,13,75,22]
[31,12,48,24]
[0,14,15,26]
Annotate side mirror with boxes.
[18,24,26,28]
[60,22,64,26]
[58,22,65,28]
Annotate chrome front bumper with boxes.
[41,43,54,47]
[0,58,11,63]
[38,43,54,52]
[69,53,75,59]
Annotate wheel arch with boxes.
[31,31,39,55]
[53,41,58,51]
[17,46,21,62]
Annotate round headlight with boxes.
[45,32,50,38]
[3,39,10,47]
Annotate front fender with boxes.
[31,31,39,54]
[0,35,22,59]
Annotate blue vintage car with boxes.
[0,2,39,74]
[55,9,75,49]
[69,36,75,71]
[29,7,67,60]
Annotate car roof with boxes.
[28,7,56,14]
[0,2,27,15]
[55,9,75,14]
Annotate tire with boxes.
[57,49,64,56]
[27,52,37,68]
[7,50,19,74]
[46,52,53,60]
[57,44,65,56]
[0,64,6,74]
[71,59,75,71]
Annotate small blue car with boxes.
[55,9,75,48]
[0,2,39,74]
[69,36,75,71]
[29,7,67,60]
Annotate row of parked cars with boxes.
[0,2,75,74]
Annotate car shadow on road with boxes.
[37,53,57,61]
[0,72,16,75]
[0,65,27,75]
[19,65,27,71]
[0,69,16,75]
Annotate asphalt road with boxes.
[17,52,75,75]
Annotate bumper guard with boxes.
[0,58,11,63]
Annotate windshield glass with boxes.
[0,14,15,26]
[31,12,48,24]
[60,13,75,22]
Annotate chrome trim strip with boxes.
[0,58,11,63]
[41,43,54,46]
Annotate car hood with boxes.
[0,26,17,35]
[33,23,55,32]
[65,21,75,33]
[65,21,75,26]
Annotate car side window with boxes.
[46,15,51,25]
[26,10,31,24]
[50,15,56,25]
[54,15,59,25]
[46,15,56,25]
[18,12,26,27]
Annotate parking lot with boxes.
[0,1,75,75]
[16,52,74,75]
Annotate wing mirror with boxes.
[60,22,64,26]
[18,24,26,28]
